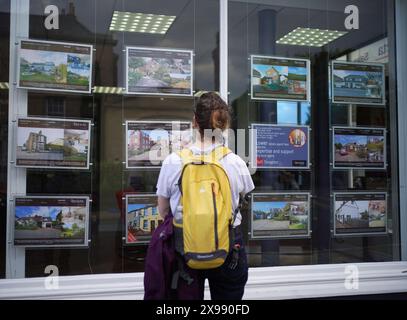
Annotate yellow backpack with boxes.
[174,146,233,269]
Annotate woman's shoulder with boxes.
[223,151,248,168]
[162,152,182,166]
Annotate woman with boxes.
[156,91,254,300]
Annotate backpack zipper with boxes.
[211,183,219,250]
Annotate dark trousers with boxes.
[177,235,248,300]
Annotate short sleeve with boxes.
[237,158,255,195]
[156,156,172,198]
[156,153,182,198]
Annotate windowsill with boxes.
[0,261,406,300]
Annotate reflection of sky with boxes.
[17,127,63,147]
[253,201,286,212]
[253,64,287,77]
[20,49,67,65]
[335,134,367,145]
[288,66,307,75]
[277,101,297,124]
[15,206,60,219]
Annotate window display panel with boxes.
[125,194,161,245]
[331,61,385,105]
[250,123,310,169]
[251,55,310,102]
[13,196,90,247]
[126,47,193,96]
[18,40,93,94]
[251,193,311,239]
[332,127,386,169]
[16,117,91,169]
[334,193,387,236]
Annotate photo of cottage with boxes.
[334,132,384,165]
[126,198,163,244]
[252,199,309,233]
[335,198,386,231]
[251,57,308,101]
[127,48,192,95]
[332,62,384,104]
[19,41,91,92]
[14,205,87,241]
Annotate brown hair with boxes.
[194,92,231,136]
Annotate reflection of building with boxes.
[128,205,162,232]
[25,130,47,152]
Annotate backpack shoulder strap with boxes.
[207,146,232,164]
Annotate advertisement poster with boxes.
[14,196,90,247]
[126,121,192,168]
[334,193,387,236]
[251,55,310,102]
[125,194,162,244]
[18,40,93,93]
[251,124,309,169]
[126,47,193,96]
[333,127,386,169]
[331,61,385,105]
[16,117,91,169]
[251,193,310,239]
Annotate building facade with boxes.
[0,0,406,299]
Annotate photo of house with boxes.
[126,199,163,244]
[252,199,309,233]
[14,204,87,242]
[127,48,192,95]
[334,132,384,166]
[63,129,89,162]
[335,198,386,231]
[128,129,170,164]
[127,121,192,167]
[16,119,90,168]
[251,56,308,101]
[332,62,384,103]
[17,127,65,162]
[19,40,92,92]
[368,200,386,228]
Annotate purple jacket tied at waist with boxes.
[144,213,200,300]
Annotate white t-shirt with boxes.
[156,144,255,227]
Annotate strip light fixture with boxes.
[109,11,176,34]
[276,27,347,47]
